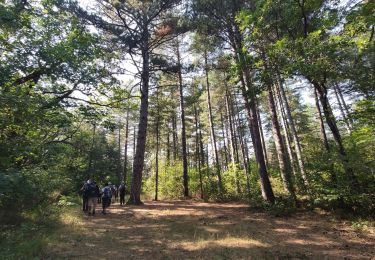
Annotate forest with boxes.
[0,0,374,258]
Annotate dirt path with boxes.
[47,200,375,259]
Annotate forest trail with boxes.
[46,200,375,259]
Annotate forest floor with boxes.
[45,200,375,259]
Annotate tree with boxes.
[57,0,183,204]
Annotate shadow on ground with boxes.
[44,200,375,259]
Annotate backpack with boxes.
[85,183,97,197]
[102,186,112,198]
[119,184,126,194]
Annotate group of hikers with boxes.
[80,180,127,215]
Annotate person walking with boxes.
[101,182,112,215]
[87,180,99,216]
[80,181,89,212]
[119,181,126,206]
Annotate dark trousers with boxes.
[82,196,88,211]
[102,197,110,213]
[120,193,125,205]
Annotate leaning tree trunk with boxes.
[274,85,299,179]
[204,49,223,194]
[266,81,296,200]
[335,84,353,128]
[239,74,275,203]
[128,25,150,205]
[333,84,351,134]
[176,40,189,197]
[255,97,270,169]
[313,81,357,184]
[230,26,275,203]
[276,80,309,187]
[314,88,330,151]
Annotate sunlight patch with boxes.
[172,237,269,251]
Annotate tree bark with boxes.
[274,85,299,180]
[154,87,160,201]
[117,122,123,183]
[336,84,353,128]
[176,39,189,197]
[313,82,357,183]
[128,19,150,205]
[276,80,309,187]
[172,112,178,162]
[166,127,171,165]
[255,97,270,168]
[194,105,204,199]
[225,89,237,167]
[225,89,236,166]
[123,109,129,186]
[333,84,351,134]
[204,49,223,194]
[314,88,330,151]
[87,123,96,179]
[229,25,275,203]
[220,112,229,170]
[235,112,251,199]
[267,82,296,199]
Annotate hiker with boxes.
[80,181,89,212]
[108,182,116,205]
[101,182,112,215]
[86,180,99,216]
[113,185,119,203]
[119,182,126,206]
[97,184,102,204]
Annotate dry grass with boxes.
[44,200,375,259]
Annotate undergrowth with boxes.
[0,195,81,259]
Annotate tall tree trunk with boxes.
[276,79,309,187]
[229,90,240,165]
[229,27,275,203]
[225,89,236,166]
[172,113,178,162]
[87,123,96,179]
[128,22,150,205]
[313,82,357,183]
[235,113,251,199]
[154,103,160,201]
[204,49,223,194]
[220,112,229,170]
[244,138,252,195]
[333,84,351,134]
[194,105,204,199]
[335,84,353,128]
[274,84,299,180]
[314,88,330,151]
[176,39,189,197]
[255,97,270,168]
[123,109,129,186]
[233,91,252,197]
[266,82,296,199]
[117,122,123,183]
[314,88,338,185]
[166,128,171,165]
